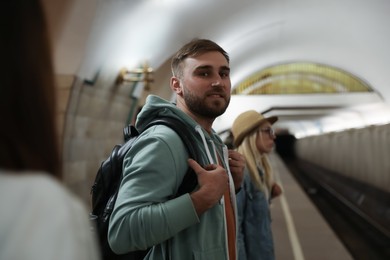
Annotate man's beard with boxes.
[183,87,230,118]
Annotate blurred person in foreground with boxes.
[0,1,101,259]
[231,110,283,260]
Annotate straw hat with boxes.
[231,110,278,147]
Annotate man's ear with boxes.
[170,77,183,95]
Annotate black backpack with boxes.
[90,117,199,260]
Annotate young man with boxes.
[108,38,245,259]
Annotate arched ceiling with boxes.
[47,0,390,137]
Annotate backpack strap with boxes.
[144,117,199,196]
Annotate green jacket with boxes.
[108,95,238,260]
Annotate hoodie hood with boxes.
[136,95,197,132]
[135,95,227,165]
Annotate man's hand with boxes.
[187,159,228,216]
[228,150,245,191]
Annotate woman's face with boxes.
[256,121,276,154]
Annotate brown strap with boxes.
[224,188,236,260]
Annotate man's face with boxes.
[178,51,231,119]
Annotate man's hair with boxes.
[171,38,229,78]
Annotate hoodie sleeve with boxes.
[108,125,200,254]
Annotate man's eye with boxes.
[198,72,209,77]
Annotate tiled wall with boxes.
[55,58,172,207]
[56,74,139,207]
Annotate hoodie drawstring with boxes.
[195,125,215,164]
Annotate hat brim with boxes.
[233,116,278,147]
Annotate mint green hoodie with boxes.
[108,95,237,260]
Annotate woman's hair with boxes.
[236,130,274,192]
[171,38,229,78]
[0,0,62,178]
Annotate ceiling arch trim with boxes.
[232,61,374,95]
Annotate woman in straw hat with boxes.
[231,110,282,260]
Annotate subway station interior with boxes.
[39,0,390,259]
